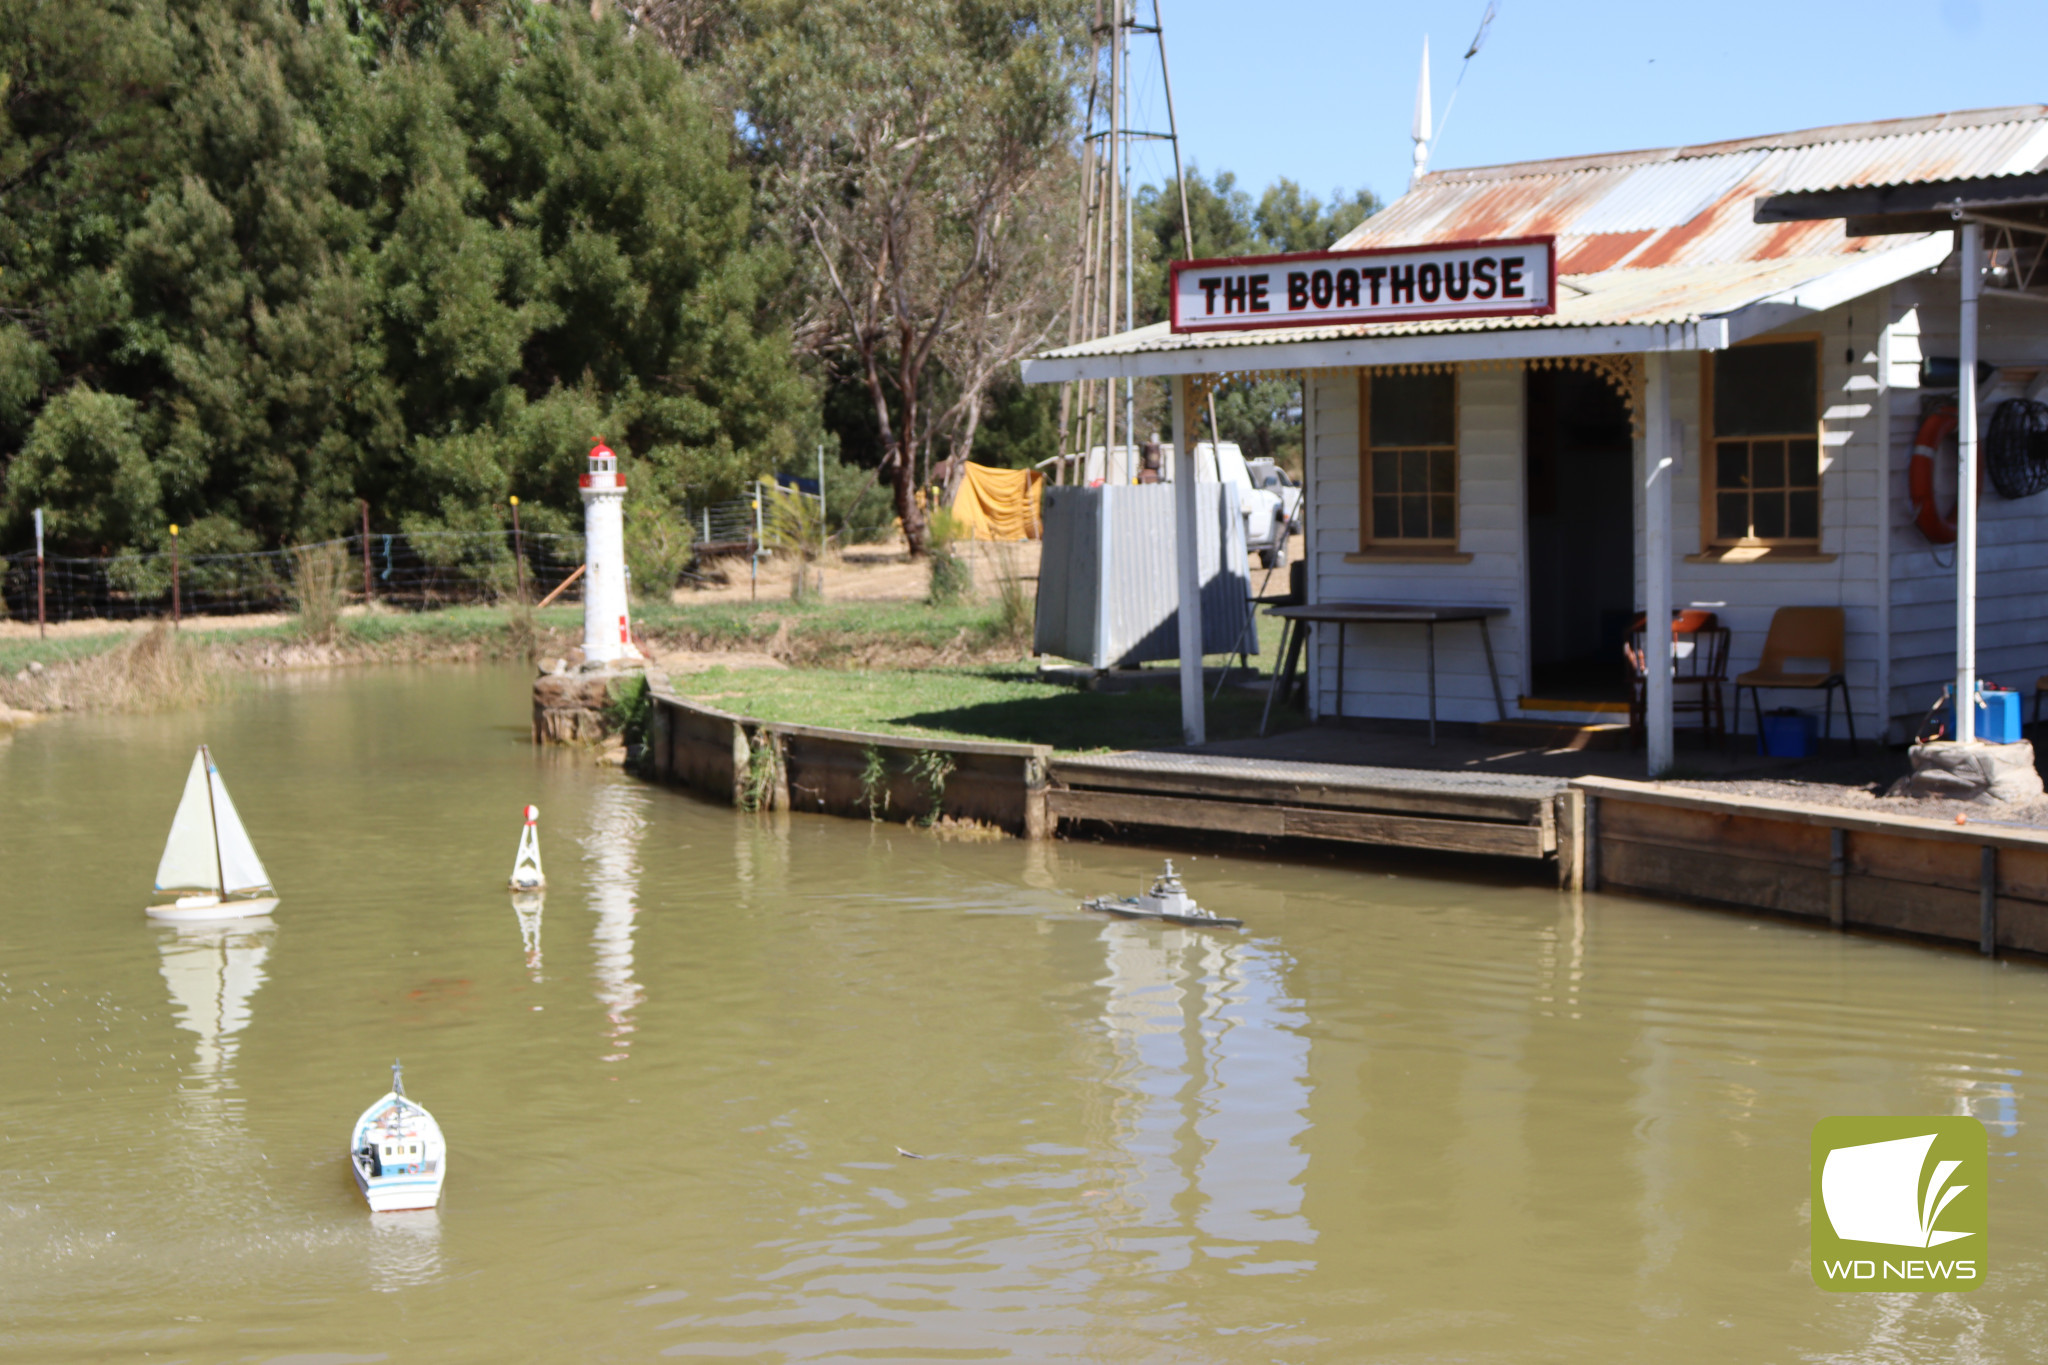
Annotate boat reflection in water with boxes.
[157,918,273,1093]
[511,890,545,981]
[366,1208,444,1292]
[1093,916,1315,1269]
[581,781,649,1062]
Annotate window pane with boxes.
[1400,495,1428,538]
[1431,495,1455,539]
[1400,448,1429,493]
[1753,439,1786,490]
[1371,371,1456,446]
[1753,490,1786,540]
[1373,496,1399,540]
[1717,492,1749,540]
[1788,438,1819,487]
[1789,489,1819,539]
[1371,452,1398,494]
[1714,341,1818,436]
[1428,450,1455,494]
[1717,443,1749,491]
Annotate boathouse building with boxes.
[1023,106,2048,769]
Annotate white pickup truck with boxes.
[1045,441,1302,566]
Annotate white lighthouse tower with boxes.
[579,440,641,666]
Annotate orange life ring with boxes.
[1909,405,1958,544]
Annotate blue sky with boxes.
[1132,0,2044,211]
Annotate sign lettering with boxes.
[1170,237,1555,333]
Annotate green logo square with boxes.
[1811,1116,1987,1291]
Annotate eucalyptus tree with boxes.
[732,0,1082,554]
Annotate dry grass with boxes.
[292,541,350,644]
[986,541,1034,648]
[0,624,220,713]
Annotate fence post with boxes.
[33,506,45,638]
[359,500,373,605]
[510,495,526,604]
[169,523,181,628]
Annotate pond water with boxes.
[2,665,2045,1362]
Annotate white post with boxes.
[1171,375,1206,745]
[1957,222,1981,743]
[1875,286,1893,745]
[1643,352,1674,777]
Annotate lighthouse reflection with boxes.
[581,781,649,1061]
[511,890,545,980]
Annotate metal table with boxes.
[1261,602,1511,744]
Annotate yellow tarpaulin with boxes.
[949,463,1043,541]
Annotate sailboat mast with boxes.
[200,743,225,895]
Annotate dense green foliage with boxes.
[0,0,804,556]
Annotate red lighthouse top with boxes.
[579,440,623,489]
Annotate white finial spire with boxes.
[1410,35,1433,188]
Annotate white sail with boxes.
[208,762,272,894]
[156,750,221,892]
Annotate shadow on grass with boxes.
[890,686,1300,752]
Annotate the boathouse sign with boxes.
[1168,236,1556,333]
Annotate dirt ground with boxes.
[0,611,296,640]
[677,539,1043,605]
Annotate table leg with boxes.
[1479,616,1507,721]
[1427,620,1437,747]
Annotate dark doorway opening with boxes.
[1525,367,1636,702]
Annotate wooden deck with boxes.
[1048,751,1582,878]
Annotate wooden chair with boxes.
[1626,612,1730,745]
[1733,607,1855,753]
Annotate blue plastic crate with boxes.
[1936,687,2022,743]
[1759,711,1818,758]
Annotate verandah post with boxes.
[1172,372,1205,745]
[1644,351,1674,776]
[1957,220,1982,742]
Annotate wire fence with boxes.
[3,488,904,626]
[3,530,589,624]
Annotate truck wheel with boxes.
[1259,548,1283,569]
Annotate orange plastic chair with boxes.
[1734,607,1855,752]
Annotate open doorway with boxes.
[1524,366,1636,702]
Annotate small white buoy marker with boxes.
[509,805,545,889]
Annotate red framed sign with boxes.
[1168,236,1556,333]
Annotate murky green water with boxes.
[3,665,2046,1362]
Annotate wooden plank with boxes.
[1573,777,2048,856]
[1049,788,1286,837]
[1598,837,1833,919]
[1597,798,1832,867]
[1997,846,2048,903]
[1050,762,1548,823]
[1048,789,1549,858]
[1843,875,1982,943]
[1282,806,1546,858]
[1848,832,1985,893]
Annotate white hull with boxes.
[146,896,281,923]
[352,1159,447,1212]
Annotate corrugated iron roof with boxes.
[1031,106,2035,370]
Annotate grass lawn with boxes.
[670,661,1293,753]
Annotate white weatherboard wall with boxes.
[1664,301,1885,743]
[1887,267,2048,734]
[1304,365,1526,723]
[1296,292,1982,736]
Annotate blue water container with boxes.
[1759,710,1818,758]
[1935,687,2023,743]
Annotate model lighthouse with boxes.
[579,441,641,666]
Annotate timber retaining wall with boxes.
[1577,775,2048,956]
[647,689,1050,836]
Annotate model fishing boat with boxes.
[350,1061,447,1213]
[147,745,279,921]
[1082,860,1243,928]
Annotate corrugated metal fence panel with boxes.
[1036,484,1251,668]
[1033,486,1100,663]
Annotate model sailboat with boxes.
[147,745,279,921]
